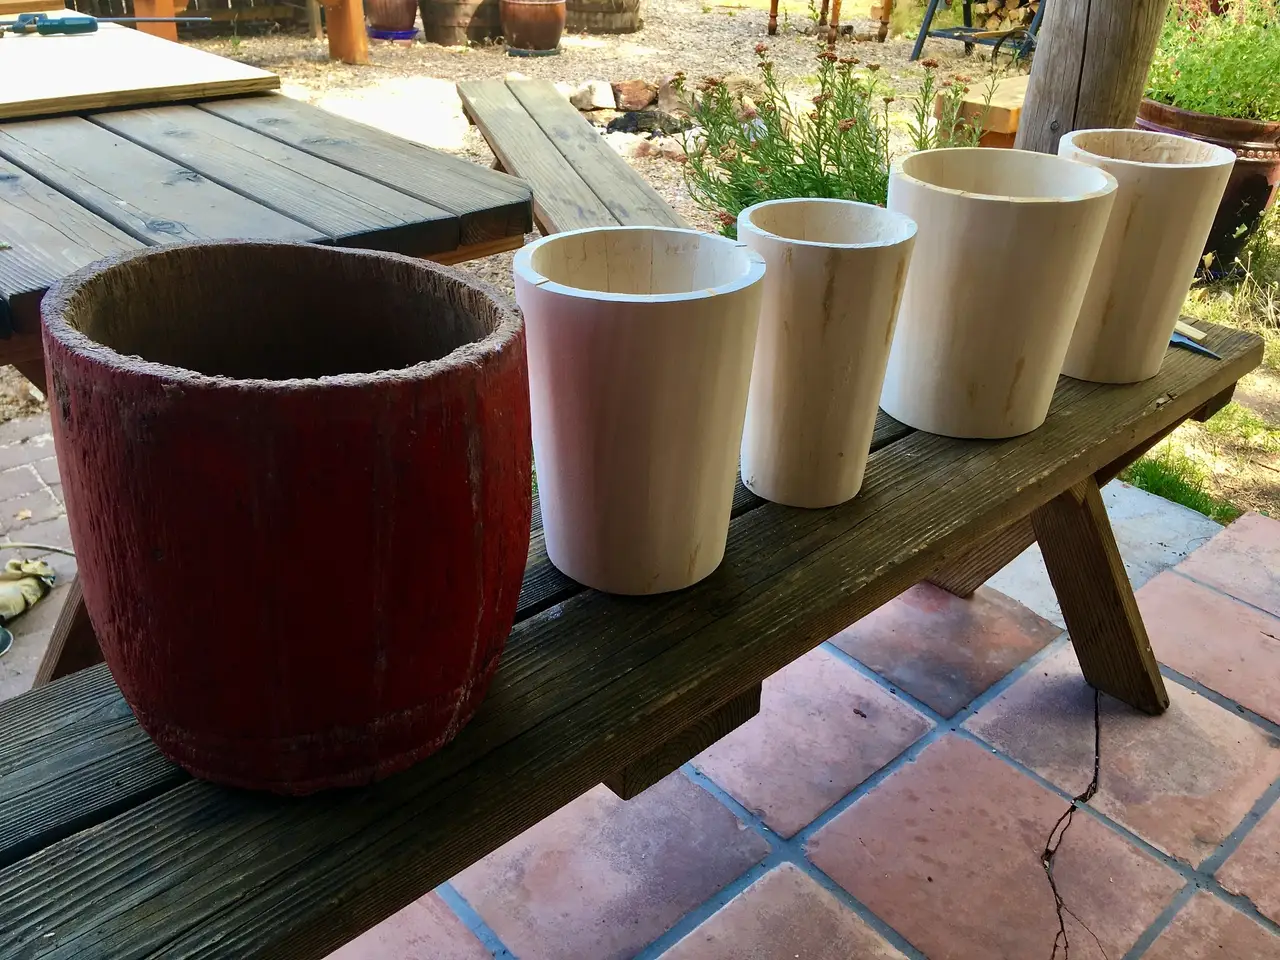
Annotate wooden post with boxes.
[132,0,179,41]
[307,0,325,39]
[33,579,104,686]
[1015,0,1171,154]
[322,0,369,65]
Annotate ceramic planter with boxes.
[882,148,1118,439]
[514,226,765,595]
[737,198,917,507]
[1137,98,1280,276]
[42,242,532,795]
[1059,129,1236,384]
[501,0,565,55]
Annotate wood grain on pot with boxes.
[882,147,1117,438]
[514,226,765,595]
[40,242,532,794]
[738,199,916,508]
[1058,128,1235,383]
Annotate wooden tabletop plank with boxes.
[199,95,532,246]
[0,154,136,312]
[90,106,459,255]
[0,117,318,246]
[0,324,1260,960]
[505,79,687,230]
[456,78,620,234]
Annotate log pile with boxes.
[972,0,1037,31]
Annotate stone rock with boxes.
[584,108,624,127]
[570,80,616,111]
[601,130,646,158]
[612,79,658,111]
[554,81,578,99]
[636,136,686,161]
[657,75,688,115]
[723,73,767,103]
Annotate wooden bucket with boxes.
[42,242,532,794]
[881,148,1117,438]
[565,0,641,33]
[420,0,500,44]
[514,226,764,595]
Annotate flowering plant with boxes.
[1146,0,1280,122]
[675,47,987,237]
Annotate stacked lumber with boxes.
[971,0,1037,31]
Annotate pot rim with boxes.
[1060,127,1237,170]
[1140,96,1280,135]
[41,240,524,391]
[512,225,766,304]
[737,197,917,250]
[892,147,1118,204]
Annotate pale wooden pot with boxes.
[1058,129,1236,383]
[737,199,917,507]
[513,226,765,595]
[882,148,1118,439]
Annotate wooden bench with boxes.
[0,319,1260,957]
[457,77,689,234]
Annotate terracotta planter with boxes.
[1059,129,1236,384]
[514,226,765,595]
[501,0,565,54]
[366,0,418,31]
[42,242,532,795]
[882,148,1117,439]
[1136,98,1280,275]
[420,0,500,45]
[737,198,916,508]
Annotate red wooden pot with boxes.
[366,0,418,31]
[41,242,532,795]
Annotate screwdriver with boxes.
[0,12,211,34]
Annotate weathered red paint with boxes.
[42,242,532,794]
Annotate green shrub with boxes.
[1146,0,1280,122]
[1121,450,1242,524]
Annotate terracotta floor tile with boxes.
[807,735,1182,960]
[1139,570,1280,725]
[966,645,1280,866]
[325,892,490,960]
[693,647,932,838]
[1218,799,1280,924]
[1178,512,1280,618]
[831,583,1060,717]
[1143,892,1280,959]
[451,773,769,960]
[661,863,907,960]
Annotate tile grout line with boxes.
[1168,566,1280,626]
[434,882,520,959]
[1119,882,1198,960]
[1159,662,1280,740]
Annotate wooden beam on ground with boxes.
[322,0,368,65]
[1015,0,1171,154]
[307,0,324,38]
[126,0,179,41]
[1031,476,1169,714]
[32,580,103,687]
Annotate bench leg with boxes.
[768,0,779,33]
[34,578,104,686]
[826,0,841,45]
[1031,476,1168,715]
[604,685,762,800]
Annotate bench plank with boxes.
[457,79,619,234]
[504,79,688,230]
[0,324,1259,960]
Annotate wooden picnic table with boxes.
[0,319,1260,958]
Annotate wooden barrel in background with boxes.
[420,0,501,45]
[565,0,641,33]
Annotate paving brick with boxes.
[0,434,55,471]
[452,773,769,960]
[831,583,1060,717]
[1178,512,1280,618]
[0,489,64,535]
[1217,799,1280,925]
[0,466,42,502]
[324,891,491,960]
[13,515,72,553]
[806,735,1183,960]
[693,647,931,838]
[1143,892,1280,959]
[0,414,51,447]
[32,457,59,488]
[661,863,907,960]
[965,645,1280,866]
[1139,570,1280,725]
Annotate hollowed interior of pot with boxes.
[743,199,915,247]
[52,244,508,381]
[1068,128,1231,166]
[901,147,1113,200]
[527,228,757,296]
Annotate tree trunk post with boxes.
[1015,0,1171,154]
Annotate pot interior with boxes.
[1068,128,1231,166]
[52,244,506,381]
[743,199,915,247]
[901,147,1113,200]
[527,227,757,296]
